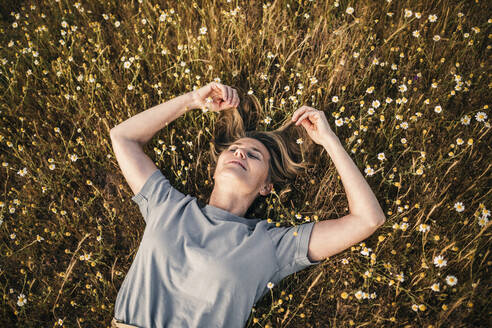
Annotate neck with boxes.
[207,184,256,218]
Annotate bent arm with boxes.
[110,91,198,146]
[321,135,386,225]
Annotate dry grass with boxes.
[0,0,490,327]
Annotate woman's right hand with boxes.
[191,82,240,112]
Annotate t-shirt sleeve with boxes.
[130,169,184,225]
[266,221,322,283]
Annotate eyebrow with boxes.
[231,142,264,159]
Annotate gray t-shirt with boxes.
[114,169,321,327]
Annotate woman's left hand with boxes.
[291,105,337,146]
[191,82,240,112]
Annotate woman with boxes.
[109,82,386,327]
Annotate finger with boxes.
[295,110,315,126]
[212,83,222,98]
[232,89,239,107]
[292,106,309,122]
[222,86,230,104]
[227,87,233,104]
[217,83,228,102]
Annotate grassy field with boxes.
[0,0,490,327]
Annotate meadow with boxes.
[0,0,490,327]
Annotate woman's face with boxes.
[213,137,272,196]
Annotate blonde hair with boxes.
[207,86,316,217]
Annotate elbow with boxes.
[365,212,386,228]
[110,128,127,141]
[372,215,386,227]
[110,128,120,138]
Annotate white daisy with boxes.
[454,202,465,212]
[17,293,27,306]
[445,275,458,286]
[433,255,447,268]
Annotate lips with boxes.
[228,160,246,171]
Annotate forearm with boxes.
[321,135,386,224]
[110,91,198,146]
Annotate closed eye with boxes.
[229,147,259,160]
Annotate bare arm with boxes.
[109,83,239,195]
[109,91,198,195]
[307,134,386,261]
[110,91,198,145]
[321,134,386,224]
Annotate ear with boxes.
[259,183,273,196]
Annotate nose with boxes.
[234,148,246,159]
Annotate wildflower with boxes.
[475,111,487,122]
[341,258,349,264]
[454,202,465,212]
[364,166,375,176]
[460,115,471,125]
[428,14,438,22]
[398,84,407,93]
[296,138,303,144]
[404,9,412,18]
[377,152,386,161]
[263,116,272,125]
[366,86,375,94]
[346,7,354,15]
[434,105,442,113]
[418,224,430,232]
[431,283,440,292]
[123,61,131,69]
[199,26,207,35]
[17,167,28,177]
[433,255,447,268]
[372,100,380,108]
[353,51,359,58]
[445,275,458,286]
[360,247,372,256]
[476,212,488,227]
[412,30,420,38]
[36,235,45,242]
[400,222,409,231]
[17,293,27,306]
[332,96,339,103]
[354,290,363,300]
[433,35,441,41]
[335,118,344,126]
[267,282,275,289]
[114,21,120,27]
